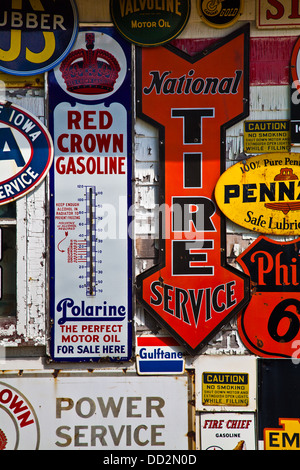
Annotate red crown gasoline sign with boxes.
[136,25,250,355]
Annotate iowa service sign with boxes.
[0,101,53,204]
[136,25,250,355]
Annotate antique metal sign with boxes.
[215,153,300,235]
[0,100,53,204]
[202,372,249,407]
[200,412,256,450]
[0,0,78,75]
[237,236,300,358]
[110,0,190,47]
[0,372,190,450]
[136,335,185,375]
[258,359,300,450]
[195,356,257,412]
[197,0,243,28]
[48,27,132,362]
[264,418,300,450]
[136,25,250,355]
[244,120,290,153]
[257,0,300,29]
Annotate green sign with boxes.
[110,0,190,47]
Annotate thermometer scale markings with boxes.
[83,185,97,296]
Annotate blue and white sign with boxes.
[0,101,53,204]
[136,336,185,375]
[0,0,78,75]
[48,27,132,362]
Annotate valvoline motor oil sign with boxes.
[136,25,250,355]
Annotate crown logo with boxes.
[60,33,121,95]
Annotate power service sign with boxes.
[0,0,78,76]
[48,27,132,362]
[136,25,250,355]
[0,373,190,449]
[0,101,53,204]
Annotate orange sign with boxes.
[237,236,300,357]
[136,25,250,354]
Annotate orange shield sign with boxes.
[237,236,300,357]
[136,25,250,354]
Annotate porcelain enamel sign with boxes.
[237,236,300,358]
[48,27,132,362]
[136,25,250,355]
[0,101,53,204]
[215,153,300,235]
[0,0,78,75]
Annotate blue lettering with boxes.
[57,297,126,325]
[0,127,25,166]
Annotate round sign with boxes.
[110,0,190,47]
[0,382,40,449]
[197,0,243,29]
[0,0,78,75]
[0,101,53,205]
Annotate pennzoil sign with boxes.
[215,153,300,235]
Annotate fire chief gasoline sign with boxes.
[136,25,250,355]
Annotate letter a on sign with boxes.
[136,25,251,355]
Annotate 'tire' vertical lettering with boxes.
[136,25,250,354]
